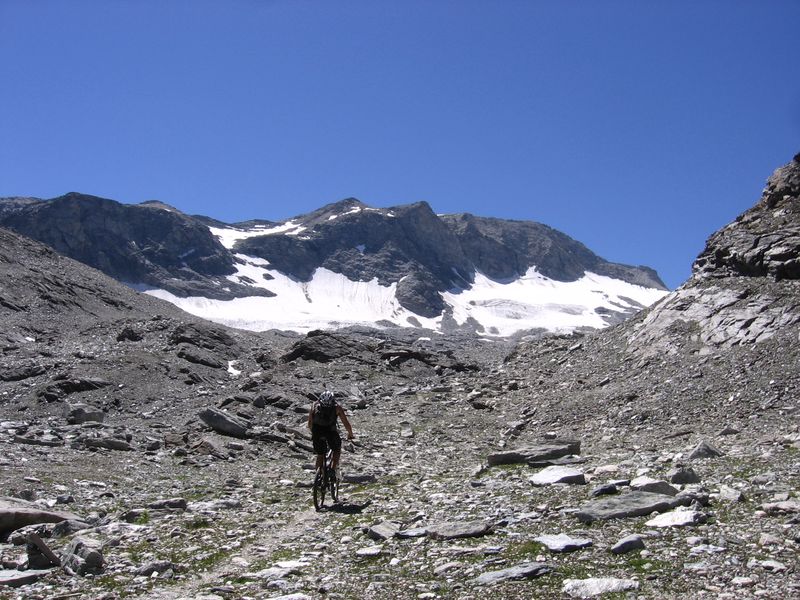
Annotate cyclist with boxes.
[308,390,354,482]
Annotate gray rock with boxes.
[530,465,586,486]
[61,536,104,575]
[135,560,175,577]
[668,466,701,484]
[367,521,399,541]
[77,436,133,451]
[487,440,581,467]
[611,534,645,554]
[645,508,707,528]
[688,440,724,460]
[64,403,105,425]
[761,499,800,515]
[473,562,551,585]
[0,497,79,538]
[535,533,592,553]
[562,577,640,598]
[718,485,745,503]
[198,407,250,438]
[147,498,188,510]
[590,483,618,497]
[396,527,428,539]
[0,569,53,588]
[576,491,691,523]
[427,521,493,540]
[630,476,678,496]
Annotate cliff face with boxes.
[0,193,271,300]
[627,154,800,354]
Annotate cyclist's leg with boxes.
[311,427,328,472]
[328,428,343,471]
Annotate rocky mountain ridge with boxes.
[0,192,666,335]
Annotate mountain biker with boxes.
[307,390,354,481]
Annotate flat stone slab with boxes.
[530,466,586,486]
[0,568,53,588]
[427,521,493,540]
[576,491,690,523]
[761,500,800,515]
[645,507,707,528]
[535,533,592,553]
[563,577,640,598]
[473,562,551,585]
[0,497,80,537]
[367,521,399,541]
[487,440,580,467]
[630,476,678,496]
[355,545,384,557]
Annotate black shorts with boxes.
[311,425,341,455]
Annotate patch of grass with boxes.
[624,555,673,574]
[503,539,545,560]
[133,509,150,525]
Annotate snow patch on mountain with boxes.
[142,249,668,336]
[443,269,667,336]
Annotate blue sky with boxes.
[1,1,798,289]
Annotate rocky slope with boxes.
[0,155,798,600]
[0,193,667,335]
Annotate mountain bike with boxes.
[313,449,338,511]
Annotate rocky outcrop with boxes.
[627,153,800,354]
[0,193,269,300]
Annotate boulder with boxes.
[688,441,724,460]
[529,466,586,486]
[668,466,701,485]
[0,497,80,539]
[487,440,581,467]
[61,536,104,575]
[630,476,678,496]
[761,499,800,515]
[0,569,53,588]
[198,408,250,438]
[473,562,551,585]
[611,534,645,554]
[64,403,105,425]
[367,521,399,541]
[576,491,690,523]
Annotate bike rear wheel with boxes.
[313,471,325,511]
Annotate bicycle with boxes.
[313,449,339,511]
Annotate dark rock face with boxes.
[442,213,664,289]
[236,199,665,315]
[0,193,270,300]
[628,153,800,353]
[694,155,800,281]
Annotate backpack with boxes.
[313,392,337,427]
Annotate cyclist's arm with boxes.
[307,404,315,430]
[337,405,354,439]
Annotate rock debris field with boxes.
[1,155,799,598]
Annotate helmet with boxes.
[320,390,335,402]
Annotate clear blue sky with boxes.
[1,1,798,289]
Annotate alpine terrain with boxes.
[0,195,667,337]
[0,154,798,599]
